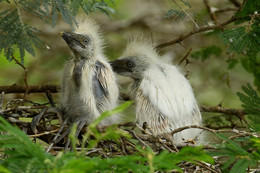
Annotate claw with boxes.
[46,118,87,152]
[31,107,48,134]
[31,107,63,134]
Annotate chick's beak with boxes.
[60,32,85,48]
[60,31,71,44]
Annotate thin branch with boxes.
[0,85,60,94]
[171,0,199,29]
[11,55,29,97]
[203,0,218,23]
[178,48,192,66]
[214,7,238,13]
[167,125,241,136]
[45,90,55,107]
[200,105,246,116]
[29,128,60,138]
[229,0,241,7]
[156,16,237,49]
[0,85,247,118]
[0,92,4,111]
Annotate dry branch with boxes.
[11,55,29,97]
[0,85,60,94]
[200,105,246,116]
[0,85,247,118]
[156,16,237,49]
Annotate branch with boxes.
[156,16,237,49]
[229,0,241,7]
[0,85,247,118]
[200,105,246,116]
[168,125,241,136]
[203,0,218,23]
[0,85,60,94]
[11,55,29,97]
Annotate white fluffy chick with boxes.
[110,37,203,145]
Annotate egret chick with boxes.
[56,18,120,147]
[110,37,203,145]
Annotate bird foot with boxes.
[46,119,87,152]
[31,107,63,134]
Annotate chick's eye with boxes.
[83,38,90,44]
[127,61,134,67]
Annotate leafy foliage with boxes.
[0,0,115,64]
[237,84,260,132]
[191,46,222,62]
[210,134,260,173]
[165,9,186,19]
[0,102,214,173]
[217,0,260,89]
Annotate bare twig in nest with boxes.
[167,125,241,136]
[45,90,55,107]
[0,85,248,119]
[196,161,221,173]
[11,55,29,98]
[29,128,60,138]
[156,16,238,49]
[229,132,259,140]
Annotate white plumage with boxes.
[110,37,203,145]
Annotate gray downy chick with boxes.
[59,18,120,146]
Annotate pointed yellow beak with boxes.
[60,31,64,36]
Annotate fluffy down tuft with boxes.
[122,36,159,61]
[74,17,105,54]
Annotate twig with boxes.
[214,7,238,13]
[171,0,199,29]
[156,16,237,49]
[0,92,4,111]
[29,128,60,138]
[196,161,220,173]
[167,125,241,136]
[229,132,258,140]
[11,55,29,97]
[203,0,218,23]
[178,48,192,66]
[130,130,151,149]
[228,0,241,7]
[45,90,55,107]
[200,105,246,116]
[0,85,60,94]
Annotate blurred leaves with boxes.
[165,9,186,19]
[210,133,260,173]
[0,104,214,173]
[0,0,116,64]
[191,46,222,62]
[237,84,260,132]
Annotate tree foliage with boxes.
[0,0,260,172]
[0,0,115,64]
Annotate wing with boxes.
[93,60,119,112]
[136,64,201,131]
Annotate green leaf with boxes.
[236,0,260,19]
[191,46,222,61]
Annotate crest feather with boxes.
[123,36,159,61]
[74,17,104,52]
